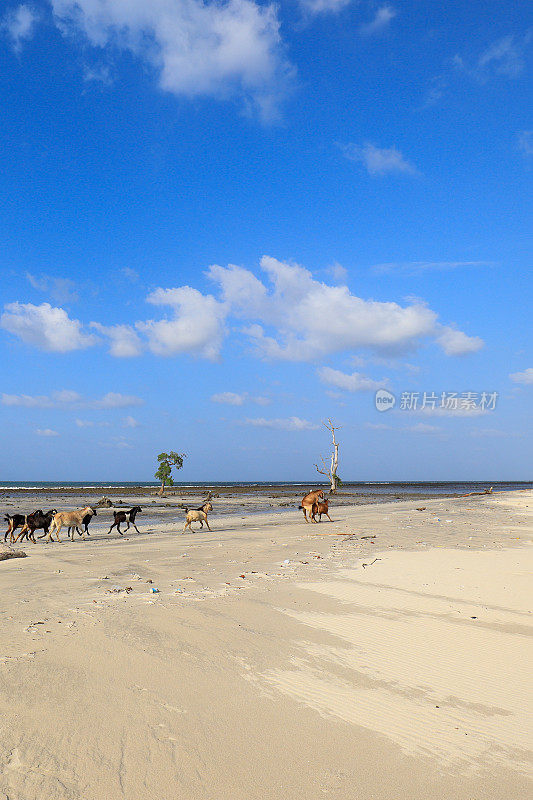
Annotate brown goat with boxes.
[299,489,324,523]
[311,498,332,523]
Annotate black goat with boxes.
[107,506,142,536]
[4,512,32,543]
[17,509,58,543]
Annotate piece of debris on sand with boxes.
[0,545,27,561]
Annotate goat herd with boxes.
[3,500,214,545]
[4,490,330,546]
[4,505,143,544]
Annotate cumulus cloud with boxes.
[318,366,385,392]
[2,4,38,52]
[209,256,442,360]
[0,302,96,352]
[90,323,143,357]
[243,416,318,430]
[138,286,227,359]
[3,256,482,363]
[436,325,484,356]
[359,5,396,36]
[51,0,292,121]
[2,390,143,409]
[36,428,59,437]
[340,142,417,176]
[510,367,533,385]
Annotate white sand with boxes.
[0,491,531,799]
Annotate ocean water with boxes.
[0,480,531,495]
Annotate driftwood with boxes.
[0,545,27,561]
[459,487,493,498]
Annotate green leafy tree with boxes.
[155,451,186,496]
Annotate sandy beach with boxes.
[1,489,532,799]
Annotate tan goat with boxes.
[183,502,212,532]
[47,507,95,542]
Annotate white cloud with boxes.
[2,4,38,52]
[2,390,143,409]
[340,142,417,176]
[123,415,140,427]
[452,34,531,84]
[436,325,484,356]
[243,416,319,430]
[406,422,441,434]
[298,0,351,15]
[211,391,270,405]
[26,273,79,303]
[477,35,527,79]
[2,256,482,364]
[318,366,385,392]
[415,405,488,418]
[209,256,449,360]
[99,436,134,450]
[90,323,143,357]
[138,286,227,359]
[36,428,59,437]
[211,392,245,405]
[93,392,144,409]
[0,302,96,352]
[510,367,533,385]
[327,262,348,282]
[51,0,292,121]
[359,5,396,36]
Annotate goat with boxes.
[299,489,324,523]
[311,498,332,523]
[107,506,142,536]
[16,509,58,543]
[68,507,97,538]
[46,507,95,542]
[183,501,212,532]
[4,512,31,543]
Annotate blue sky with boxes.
[0,0,531,481]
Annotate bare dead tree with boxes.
[314,418,341,494]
